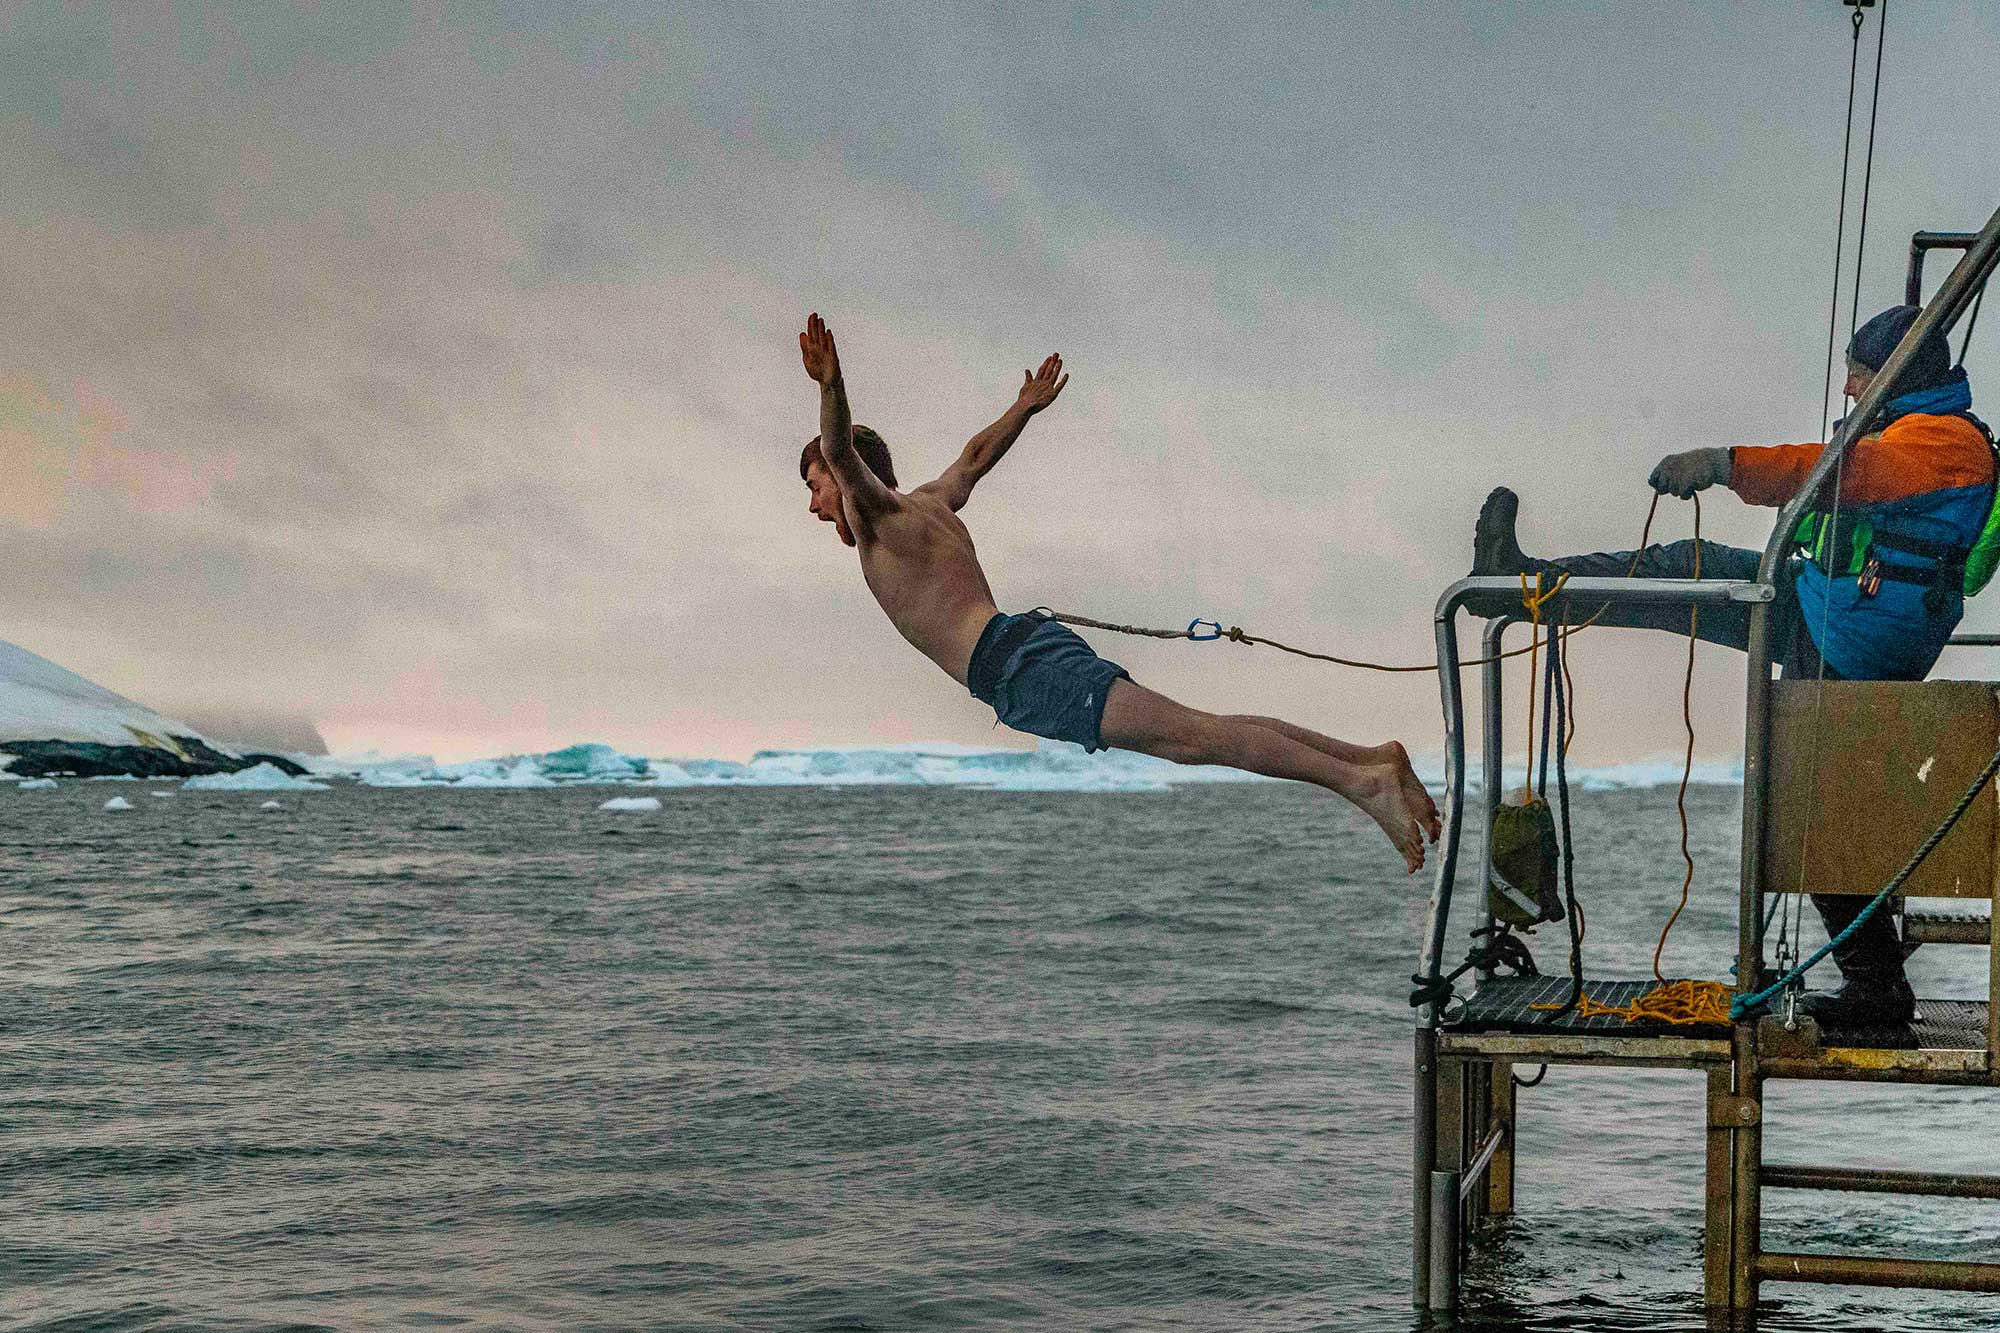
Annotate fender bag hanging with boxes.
[1489,797,1565,928]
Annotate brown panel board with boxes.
[1765,680,1999,899]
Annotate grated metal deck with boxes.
[1451,974,1989,1051]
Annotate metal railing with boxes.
[1412,201,2000,1313]
[1417,576,1774,1026]
[1416,200,2000,1032]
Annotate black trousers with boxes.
[1535,540,1901,981]
[1534,539,1838,681]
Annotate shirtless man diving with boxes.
[798,312,1439,871]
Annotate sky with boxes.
[3,1,1999,764]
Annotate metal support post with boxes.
[1703,1067,1736,1309]
[1432,1056,1466,1311]
[1728,1027,1763,1314]
[1989,859,1999,1066]
[1465,1060,1491,1229]
[1756,1252,2000,1293]
[1763,1163,2000,1198]
[1737,601,1773,1001]
[1429,1169,1462,1314]
[1478,615,1508,978]
[1413,1028,1436,1308]
[1486,1060,1516,1217]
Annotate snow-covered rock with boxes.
[183,763,329,792]
[0,638,315,781]
[0,639,208,750]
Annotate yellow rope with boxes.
[1517,570,1570,800]
[1555,978,1735,1027]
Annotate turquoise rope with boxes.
[1733,741,2000,1019]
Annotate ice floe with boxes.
[598,796,662,812]
[183,762,331,792]
[103,796,133,811]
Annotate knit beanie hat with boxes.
[1848,304,1954,393]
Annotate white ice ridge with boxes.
[183,763,330,792]
[0,638,215,750]
[314,740,1253,794]
[598,796,662,812]
[1468,756,1745,794]
[304,740,1746,796]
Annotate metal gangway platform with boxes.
[1413,214,2000,1324]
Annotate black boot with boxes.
[1794,895,1916,1028]
[1466,488,1544,617]
[1472,487,1531,578]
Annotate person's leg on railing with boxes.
[1470,487,1761,648]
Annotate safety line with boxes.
[1047,497,1665,675]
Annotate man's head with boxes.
[800,425,896,548]
[1846,304,1955,400]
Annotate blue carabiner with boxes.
[1186,618,1223,641]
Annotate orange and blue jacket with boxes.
[1728,410,1995,679]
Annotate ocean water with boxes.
[2,781,1996,1332]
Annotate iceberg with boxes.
[434,757,556,789]
[17,777,57,791]
[183,763,331,792]
[103,796,133,811]
[542,743,650,781]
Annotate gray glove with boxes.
[1648,447,1731,499]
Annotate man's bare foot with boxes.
[1368,741,1441,844]
[1353,765,1426,874]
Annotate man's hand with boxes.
[800,312,842,387]
[1014,353,1068,415]
[1648,447,1731,499]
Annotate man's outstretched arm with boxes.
[916,353,1067,511]
[800,313,894,516]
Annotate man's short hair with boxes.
[800,424,897,488]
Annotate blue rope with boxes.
[1733,740,2000,1019]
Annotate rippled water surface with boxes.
[2,782,1996,1331]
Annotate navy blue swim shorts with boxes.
[965,610,1132,754]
